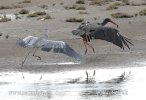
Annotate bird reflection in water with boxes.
[81,71,131,98]
[85,70,96,84]
[66,70,96,84]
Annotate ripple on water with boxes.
[0,63,146,100]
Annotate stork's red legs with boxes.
[83,34,95,54]
[83,40,88,54]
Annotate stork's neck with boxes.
[97,22,107,26]
[101,21,108,26]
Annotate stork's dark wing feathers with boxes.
[72,22,133,50]
[90,27,133,50]
[123,36,133,45]
[119,34,130,49]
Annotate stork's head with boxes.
[17,38,26,47]
[78,21,90,29]
[72,21,91,36]
[16,36,34,47]
[102,18,118,28]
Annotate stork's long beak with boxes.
[109,20,119,28]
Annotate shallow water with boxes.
[0,62,146,100]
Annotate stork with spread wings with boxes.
[72,18,133,54]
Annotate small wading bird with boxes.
[17,34,81,78]
[72,18,133,54]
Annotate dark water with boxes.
[0,62,146,100]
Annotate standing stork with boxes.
[72,18,133,54]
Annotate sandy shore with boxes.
[0,0,146,73]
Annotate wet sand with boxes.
[0,0,146,73]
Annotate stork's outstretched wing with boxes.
[40,39,81,59]
[72,23,133,50]
[90,26,133,50]
[17,36,81,59]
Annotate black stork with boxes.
[72,18,133,54]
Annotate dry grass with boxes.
[141,2,146,6]
[27,11,47,17]
[0,5,22,10]
[94,17,97,20]
[40,5,48,9]
[19,9,29,14]
[52,3,56,6]
[139,8,146,16]
[122,0,129,5]
[64,5,77,9]
[43,14,52,19]
[64,5,86,10]
[89,0,112,6]
[64,5,76,9]
[0,33,2,36]
[0,16,11,22]
[79,11,88,14]
[76,0,85,4]
[89,0,104,6]
[37,14,52,20]
[60,2,64,5]
[0,6,12,10]
[15,14,21,19]
[22,0,31,3]
[111,12,133,18]
[27,11,52,20]
[66,17,84,22]
[5,35,9,39]
[76,6,86,10]
[13,5,22,9]
[106,2,122,10]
